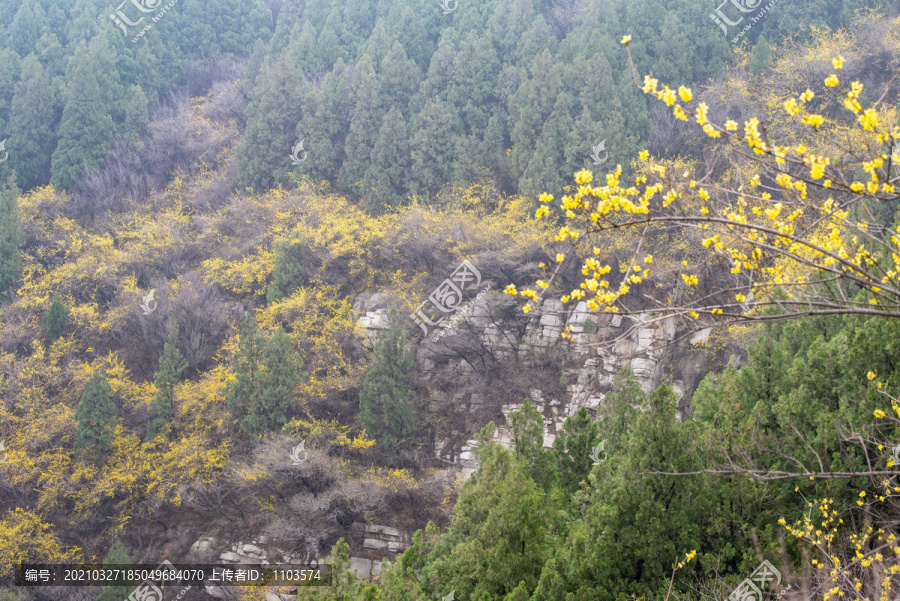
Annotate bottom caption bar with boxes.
[15,562,333,587]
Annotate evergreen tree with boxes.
[0,174,23,296]
[226,315,263,433]
[408,99,461,197]
[338,54,381,193]
[0,48,21,133]
[98,540,132,601]
[248,327,301,434]
[508,398,556,490]
[362,105,410,214]
[226,317,302,436]
[74,372,118,457]
[357,311,417,450]
[44,294,69,342]
[235,52,303,192]
[750,35,773,76]
[552,405,599,492]
[7,54,58,191]
[266,237,306,303]
[6,1,44,58]
[420,436,554,600]
[296,58,352,184]
[150,315,187,437]
[377,41,422,116]
[50,43,115,191]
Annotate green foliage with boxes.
[266,237,306,303]
[552,406,599,493]
[74,372,118,457]
[420,442,555,600]
[49,41,115,191]
[357,310,417,451]
[0,174,22,296]
[150,315,188,438]
[749,35,773,76]
[98,540,131,601]
[43,294,69,341]
[226,316,302,437]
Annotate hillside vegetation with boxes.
[1,1,900,601]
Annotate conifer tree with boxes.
[150,315,187,437]
[227,317,301,436]
[74,372,118,457]
[552,406,599,492]
[338,53,381,193]
[266,238,306,303]
[250,327,301,434]
[44,294,69,342]
[0,174,23,296]
[98,540,132,601]
[235,52,303,192]
[50,42,115,191]
[749,35,773,76]
[357,311,416,450]
[226,315,263,433]
[7,54,57,191]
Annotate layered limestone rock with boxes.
[355,293,714,477]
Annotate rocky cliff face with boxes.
[355,290,721,477]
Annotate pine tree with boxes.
[150,315,187,438]
[338,54,381,193]
[408,99,461,196]
[0,174,23,296]
[377,41,422,115]
[44,294,69,342]
[0,49,21,126]
[250,327,301,434]
[98,540,132,601]
[226,315,263,433]
[552,406,599,492]
[235,52,303,192]
[357,311,416,450]
[227,317,301,436]
[507,398,555,489]
[7,54,57,191]
[50,42,115,191]
[74,372,118,457]
[266,238,306,303]
[750,35,773,76]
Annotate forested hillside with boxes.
[1,1,900,601]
